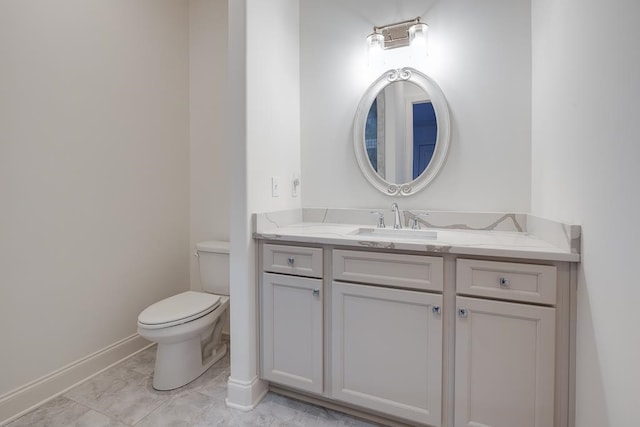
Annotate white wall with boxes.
[0,0,190,397]
[227,0,253,406]
[189,0,230,291]
[531,0,640,425]
[227,0,302,407]
[246,2,302,210]
[300,0,532,211]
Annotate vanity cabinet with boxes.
[260,244,323,394]
[454,259,558,427]
[258,242,574,427]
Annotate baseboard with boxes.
[0,334,151,426]
[225,375,268,411]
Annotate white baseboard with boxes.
[0,334,151,426]
[225,376,268,411]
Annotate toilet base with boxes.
[153,338,227,391]
[138,298,230,391]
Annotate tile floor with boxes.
[7,345,379,427]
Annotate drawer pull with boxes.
[312,288,320,297]
[458,308,468,318]
[499,277,510,288]
[287,256,295,266]
[432,305,441,315]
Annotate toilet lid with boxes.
[138,291,221,327]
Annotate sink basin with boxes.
[352,227,438,241]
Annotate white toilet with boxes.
[137,241,230,390]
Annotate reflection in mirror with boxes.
[353,68,450,196]
[364,81,437,183]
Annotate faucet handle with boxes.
[411,213,429,230]
[370,211,386,228]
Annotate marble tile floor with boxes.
[7,345,380,427]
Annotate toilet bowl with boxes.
[137,241,230,391]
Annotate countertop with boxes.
[253,209,581,263]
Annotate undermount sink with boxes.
[352,227,438,241]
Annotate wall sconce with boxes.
[367,17,428,71]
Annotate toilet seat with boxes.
[138,291,221,329]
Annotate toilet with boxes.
[137,241,230,390]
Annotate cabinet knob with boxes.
[432,305,441,315]
[312,288,320,297]
[287,256,295,266]
[458,308,468,318]
[499,277,510,288]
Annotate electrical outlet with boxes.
[292,173,300,197]
[271,176,281,197]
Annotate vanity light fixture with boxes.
[366,18,428,71]
[367,17,428,52]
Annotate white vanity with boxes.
[252,66,579,427]
[254,208,580,427]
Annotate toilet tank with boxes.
[196,241,229,295]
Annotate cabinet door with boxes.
[331,282,443,426]
[454,296,555,427]
[261,273,323,393]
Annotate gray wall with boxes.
[0,0,190,396]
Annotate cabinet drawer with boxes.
[263,244,323,278]
[457,259,556,305]
[333,250,443,292]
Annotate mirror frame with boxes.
[353,67,451,196]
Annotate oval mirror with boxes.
[353,68,450,196]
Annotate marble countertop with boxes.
[253,209,581,263]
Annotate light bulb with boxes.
[409,22,428,59]
[366,32,385,70]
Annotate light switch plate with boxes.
[271,176,281,197]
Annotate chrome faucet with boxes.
[391,203,402,229]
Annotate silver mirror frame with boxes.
[353,67,451,196]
